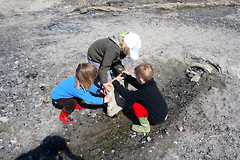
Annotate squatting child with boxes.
[51,63,112,124]
[111,62,168,133]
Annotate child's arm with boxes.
[111,80,129,99]
[80,85,112,104]
[104,95,112,103]
[111,73,124,82]
[75,90,105,105]
[112,78,143,104]
[122,73,141,89]
[89,84,102,95]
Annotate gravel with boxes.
[0,0,239,159]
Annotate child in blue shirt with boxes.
[51,63,112,124]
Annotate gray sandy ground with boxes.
[0,0,239,159]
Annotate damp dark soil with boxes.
[58,59,226,160]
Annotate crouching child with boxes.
[51,63,112,124]
[111,62,168,133]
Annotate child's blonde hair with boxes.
[75,63,98,91]
[120,41,130,56]
[134,62,154,82]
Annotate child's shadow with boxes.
[15,135,83,160]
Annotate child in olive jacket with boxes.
[87,31,142,93]
[111,63,168,133]
[87,31,142,117]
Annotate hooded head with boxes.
[124,32,142,60]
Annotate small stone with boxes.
[90,113,97,118]
[15,61,19,65]
[130,134,136,138]
[191,74,201,82]
[12,96,18,100]
[177,125,184,132]
[10,140,17,144]
[146,136,151,142]
[0,117,9,122]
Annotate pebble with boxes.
[146,136,151,142]
[90,113,97,118]
[14,61,19,65]
[10,140,17,144]
[130,134,136,138]
[177,125,184,132]
[0,117,9,123]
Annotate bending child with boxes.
[87,31,141,93]
[87,31,142,117]
[51,63,112,124]
[111,62,168,133]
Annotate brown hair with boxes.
[75,63,98,91]
[120,41,130,56]
[134,62,154,82]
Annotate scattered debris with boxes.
[66,1,240,15]
[68,6,129,15]
[190,62,214,73]
[186,61,216,82]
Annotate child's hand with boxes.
[109,74,124,83]
[102,82,111,94]
[100,89,105,95]
[114,74,124,81]
[104,96,112,103]
[122,70,132,75]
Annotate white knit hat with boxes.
[124,32,142,60]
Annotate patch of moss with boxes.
[95,124,130,148]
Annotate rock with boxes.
[10,140,17,144]
[146,136,151,142]
[0,117,9,123]
[191,74,201,82]
[190,62,214,73]
[176,125,184,132]
[90,113,97,118]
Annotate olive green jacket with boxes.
[87,34,126,84]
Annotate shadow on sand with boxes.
[15,135,83,160]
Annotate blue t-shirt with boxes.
[51,77,104,105]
